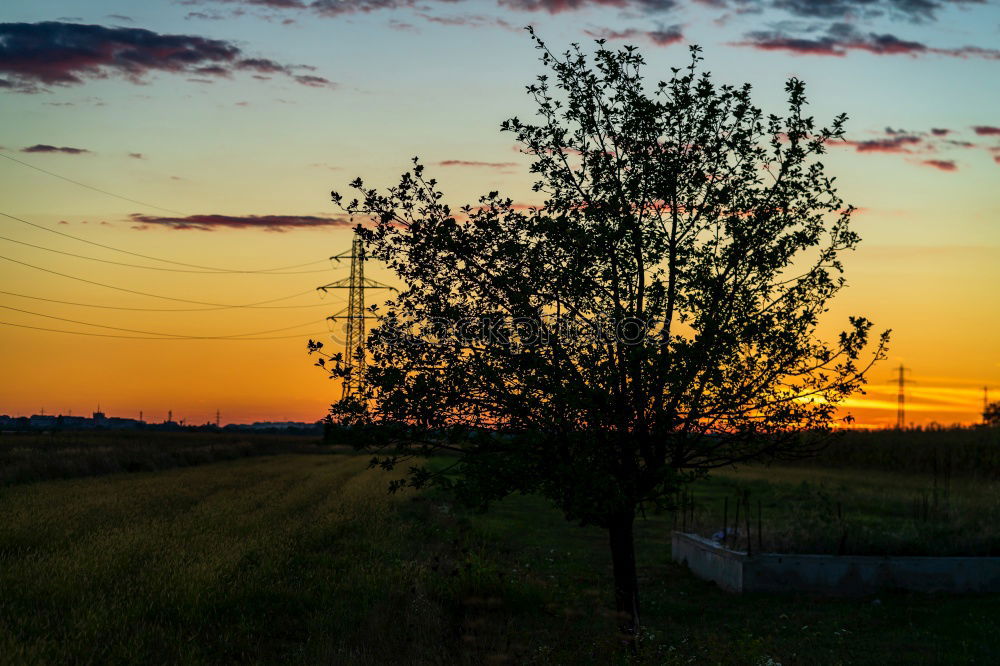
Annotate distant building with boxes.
[29,414,58,429]
[58,415,90,429]
[0,410,322,434]
[106,417,141,430]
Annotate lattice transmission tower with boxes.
[317,230,394,399]
[894,363,911,430]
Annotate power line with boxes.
[0,320,328,341]
[0,151,188,216]
[0,253,325,308]
[0,211,329,274]
[0,303,323,339]
[0,233,333,274]
[0,288,341,311]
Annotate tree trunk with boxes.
[608,509,640,648]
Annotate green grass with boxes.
[676,465,1000,556]
[2,451,999,664]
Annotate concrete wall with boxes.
[671,532,1000,595]
[671,532,745,593]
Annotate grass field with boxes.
[805,427,1000,478]
[0,430,321,485]
[2,451,999,665]
[681,465,1000,556]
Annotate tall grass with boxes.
[0,430,323,485]
[679,465,1000,556]
[803,426,1000,477]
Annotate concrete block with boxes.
[671,532,1000,595]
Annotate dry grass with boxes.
[0,430,323,485]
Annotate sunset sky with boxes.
[1,0,998,427]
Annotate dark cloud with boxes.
[497,0,677,12]
[185,11,228,20]
[309,0,422,16]
[388,19,417,30]
[831,127,988,173]
[234,57,336,86]
[128,152,145,159]
[920,159,957,171]
[187,0,679,16]
[415,12,518,30]
[215,0,308,6]
[841,135,923,153]
[584,24,684,46]
[293,74,335,87]
[22,144,90,154]
[772,0,937,21]
[0,21,335,93]
[128,213,353,231]
[437,159,519,168]
[712,0,984,22]
[735,22,1000,59]
[646,24,686,45]
[972,126,1000,135]
[107,14,134,22]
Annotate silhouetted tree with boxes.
[985,401,1000,427]
[314,33,888,643]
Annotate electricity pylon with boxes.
[317,230,394,399]
[894,364,911,430]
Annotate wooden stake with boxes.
[733,492,741,550]
[722,497,728,546]
[744,490,751,556]
[757,499,762,552]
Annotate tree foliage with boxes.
[315,33,888,637]
[985,402,1000,428]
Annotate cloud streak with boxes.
[184,0,683,18]
[583,24,684,46]
[841,134,922,153]
[128,213,353,231]
[919,159,957,171]
[830,126,995,171]
[0,21,335,93]
[21,144,90,154]
[711,0,983,23]
[498,0,677,12]
[437,159,519,168]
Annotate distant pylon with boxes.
[895,364,910,430]
[317,229,394,400]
